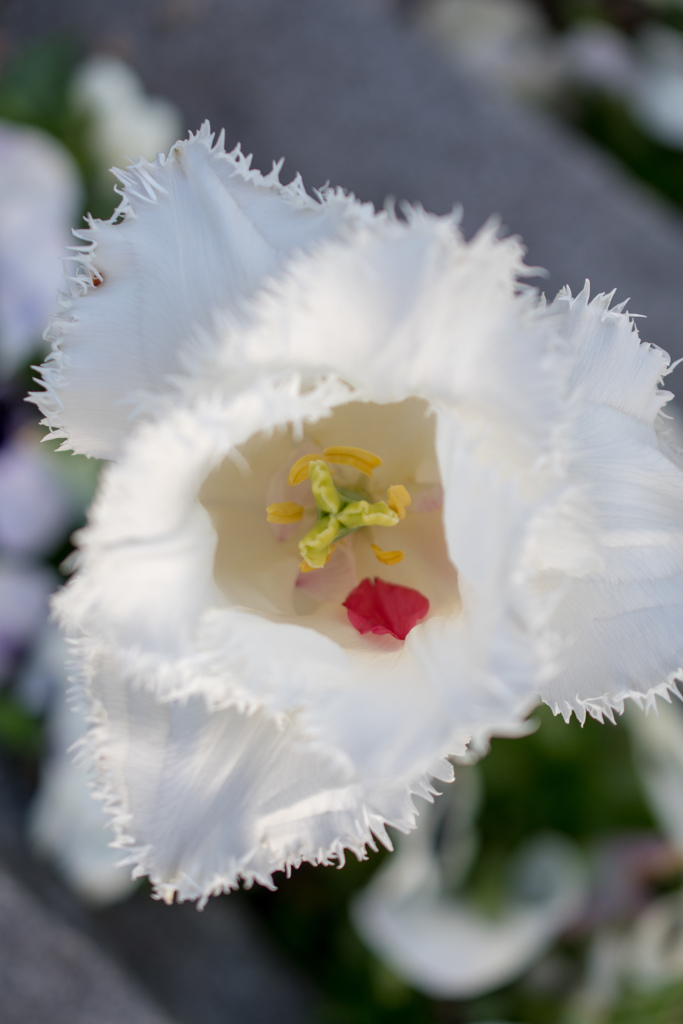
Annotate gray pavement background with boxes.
[0,868,172,1024]
[6,0,683,364]
[3,0,683,1020]
[0,753,315,1024]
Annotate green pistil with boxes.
[299,459,399,568]
[337,500,398,531]
[308,461,342,514]
[299,515,341,568]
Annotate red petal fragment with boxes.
[342,577,430,641]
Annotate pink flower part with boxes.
[296,541,357,604]
[410,483,444,515]
[343,577,430,641]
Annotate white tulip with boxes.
[32,125,683,903]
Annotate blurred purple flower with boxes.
[0,432,74,556]
[0,561,56,683]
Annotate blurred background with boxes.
[2,1,683,1022]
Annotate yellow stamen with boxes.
[279,445,409,572]
[387,484,411,520]
[322,446,382,476]
[266,501,304,524]
[287,454,321,486]
[371,544,405,566]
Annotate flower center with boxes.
[266,446,411,571]
[199,398,461,646]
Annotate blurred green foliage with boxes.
[606,980,683,1024]
[477,705,654,852]
[245,706,668,1024]
[0,693,43,759]
[536,0,683,34]
[0,39,84,143]
[577,92,683,209]
[531,0,683,211]
[0,38,118,219]
[244,854,432,1023]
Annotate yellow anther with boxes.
[266,501,304,524]
[287,454,321,486]
[322,446,383,476]
[371,544,405,566]
[387,484,411,520]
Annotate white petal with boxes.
[31,123,376,458]
[53,212,585,822]
[78,644,448,904]
[196,213,566,462]
[56,376,349,656]
[26,627,137,905]
[56,370,559,792]
[539,287,683,721]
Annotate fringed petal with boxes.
[191,212,567,463]
[26,627,137,905]
[79,644,452,904]
[41,135,683,902]
[539,287,683,722]
[30,122,376,458]
[55,366,562,792]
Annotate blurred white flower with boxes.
[622,889,683,989]
[416,0,561,101]
[627,699,683,852]
[561,20,683,151]
[0,122,82,375]
[23,625,137,905]
[31,125,683,903]
[559,21,636,96]
[352,785,586,999]
[574,888,683,1016]
[630,24,683,149]
[70,55,182,172]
